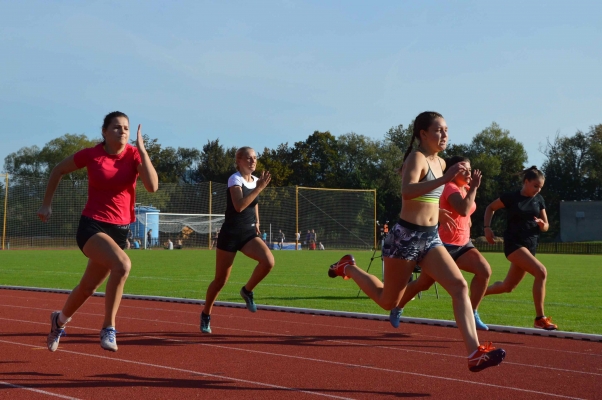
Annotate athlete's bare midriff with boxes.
[399,200,439,226]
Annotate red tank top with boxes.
[74,143,141,225]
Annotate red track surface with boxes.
[0,289,600,399]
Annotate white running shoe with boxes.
[47,311,67,352]
[100,327,118,352]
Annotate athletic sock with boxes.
[58,312,71,327]
[468,348,479,358]
[241,286,252,295]
[535,316,545,320]
[201,312,210,320]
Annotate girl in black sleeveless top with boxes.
[483,166,557,331]
[200,147,273,334]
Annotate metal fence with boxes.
[474,241,602,255]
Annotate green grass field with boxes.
[1,249,601,334]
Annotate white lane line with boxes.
[0,381,81,399]
[3,310,602,378]
[0,339,354,400]
[3,298,602,360]
[139,334,588,400]
[0,321,588,399]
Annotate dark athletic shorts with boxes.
[382,219,443,262]
[504,234,538,257]
[76,215,130,255]
[216,223,259,253]
[443,241,476,261]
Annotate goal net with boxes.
[0,176,376,251]
[140,213,225,249]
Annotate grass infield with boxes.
[1,249,600,334]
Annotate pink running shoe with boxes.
[328,254,355,280]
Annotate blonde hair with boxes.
[235,146,255,171]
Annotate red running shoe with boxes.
[328,254,355,280]
[534,316,558,331]
[468,342,506,372]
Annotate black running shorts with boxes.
[216,224,259,253]
[503,234,538,258]
[76,215,130,255]
[443,241,476,261]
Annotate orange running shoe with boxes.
[468,342,506,372]
[534,316,558,330]
[328,254,355,280]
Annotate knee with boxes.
[260,253,275,271]
[480,264,492,281]
[534,266,547,281]
[111,256,131,279]
[447,278,469,299]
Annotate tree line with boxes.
[4,121,602,241]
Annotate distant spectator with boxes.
[310,229,317,244]
[164,238,173,250]
[210,229,219,250]
[175,238,182,250]
[318,242,325,250]
[305,230,311,245]
[278,229,285,250]
[147,229,152,249]
[262,231,267,244]
[133,240,140,249]
[295,232,300,243]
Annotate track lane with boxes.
[0,290,599,399]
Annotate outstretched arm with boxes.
[484,198,505,244]
[401,153,467,200]
[135,125,159,192]
[535,209,549,232]
[255,205,261,235]
[230,171,271,212]
[38,155,80,222]
[447,170,482,216]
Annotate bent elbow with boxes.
[146,183,159,193]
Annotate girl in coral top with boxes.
[38,111,158,353]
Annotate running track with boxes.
[0,289,600,399]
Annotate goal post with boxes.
[141,212,225,249]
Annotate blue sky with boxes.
[1,0,600,171]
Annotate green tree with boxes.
[541,124,602,239]
[290,131,339,187]
[4,133,97,180]
[128,135,201,183]
[196,139,237,183]
[258,144,294,187]
[453,123,527,237]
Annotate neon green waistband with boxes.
[411,196,440,204]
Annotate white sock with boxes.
[58,312,71,327]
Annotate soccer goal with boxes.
[138,213,225,249]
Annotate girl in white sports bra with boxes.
[328,111,506,372]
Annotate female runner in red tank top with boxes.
[38,111,158,352]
